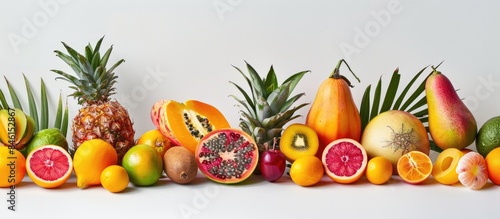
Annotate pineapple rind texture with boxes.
[52,37,135,160]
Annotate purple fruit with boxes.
[260,149,286,182]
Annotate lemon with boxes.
[73,139,118,189]
[476,116,500,157]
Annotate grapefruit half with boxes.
[322,138,367,184]
[26,145,73,189]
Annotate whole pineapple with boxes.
[51,37,135,160]
[230,61,309,154]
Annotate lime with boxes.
[476,116,500,157]
[24,128,68,157]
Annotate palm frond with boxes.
[0,76,69,137]
[359,65,442,152]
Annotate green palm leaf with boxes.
[0,75,69,137]
[359,65,441,152]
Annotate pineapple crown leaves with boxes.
[51,36,124,105]
[0,75,69,136]
[229,61,310,144]
[359,64,444,152]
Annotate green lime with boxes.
[476,116,500,157]
[24,128,69,157]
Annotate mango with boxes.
[426,68,477,150]
[0,108,35,150]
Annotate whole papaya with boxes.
[306,59,361,158]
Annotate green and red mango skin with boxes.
[426,71,477,150]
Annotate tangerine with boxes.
[456,152,488,190]
[486,147,500,185]
[101,165,129,193]
[397,151,433,184]
[137,129,172,158]
[366,156,393,185]
[289,155,324,187]
[0,147,26,188]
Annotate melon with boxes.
[361,110,430,172]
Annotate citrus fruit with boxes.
[322,138,367,184]
[361,110,430,172]
[24,128,68,157]
[137,129,172,158]
[289,155,324,187]
[0,147,26,188]
[456,152,488,190]
[73,139,118,189]
[280,123,319,162]
[396,150,433,184]
[26,145,72,189]
[366,156,393,185]
[476,116,500,157]
[100,165,129,193]
[432,148,464,185]
[122,144,163,186]
[486,147,500,185]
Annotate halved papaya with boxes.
[160,100,231,153]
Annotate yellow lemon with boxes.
[73,139,118,189]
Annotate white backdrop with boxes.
[1,0,499,140]
[1,0,500,218]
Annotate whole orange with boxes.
[0,147,26,188]
[137,129,172,158]
[485,147,500,185]
[289,155,324,187]
[101,165,129,193]
[366,156,393,185]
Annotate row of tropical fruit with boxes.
[1,37,500,192]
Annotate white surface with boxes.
[1,0,500,218]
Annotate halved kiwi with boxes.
[280,123,319,162]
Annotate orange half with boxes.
[397,151,433,184]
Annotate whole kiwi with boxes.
[163,146,198,184]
